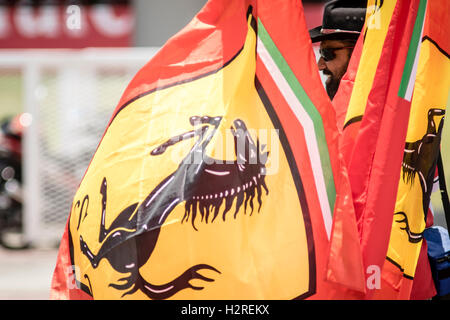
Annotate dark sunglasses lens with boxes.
[320,49,335,61]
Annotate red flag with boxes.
[50,221,93,300]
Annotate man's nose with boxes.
[317,57,327,71]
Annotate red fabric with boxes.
[410,239,437,300]
[373,238,436,300]
[409,208,436,299]
[338,0,421,299]
[50,222,93,300]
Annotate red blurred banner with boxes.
[0,4,134,48]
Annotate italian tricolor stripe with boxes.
[398,0,427,101]
[257,18,336,238]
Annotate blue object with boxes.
[424,226,450,297]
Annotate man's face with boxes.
[318,40,353,100]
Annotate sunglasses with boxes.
[319,46,354,62]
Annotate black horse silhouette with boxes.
[401,108,445,216]
[77,116,269,299]
[394,211,424,243]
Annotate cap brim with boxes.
[309,26,324,43]
[309,25,361,43]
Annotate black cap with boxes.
[309,0,367,43]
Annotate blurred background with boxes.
[0,0,447,300]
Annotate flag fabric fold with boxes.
[335,0,421,299]
[333,0,449,299]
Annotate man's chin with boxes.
[326,82,339,100]
[327,87,337,100]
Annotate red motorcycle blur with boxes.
[0,113,28,249]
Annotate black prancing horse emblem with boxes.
[77,116,269,299]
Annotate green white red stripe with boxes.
[257,19,336,238]
[398,0,427,101]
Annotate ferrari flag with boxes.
[50,0,364,299]
[378,0,450,299]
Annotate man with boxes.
[309,0,367,100]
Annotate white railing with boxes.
[0,47,159,247]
